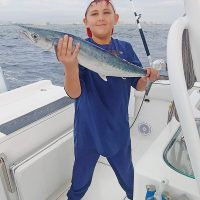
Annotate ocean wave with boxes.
[0,24,169,90]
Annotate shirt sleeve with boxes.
[125,42,143,89]
[79,64,87,80]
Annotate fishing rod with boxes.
[129,0,152,129]
[129,0,153,97]
[129,0,152,67]
[128,1,168,129]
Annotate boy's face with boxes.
[83,1,119,39]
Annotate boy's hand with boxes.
[144,67,160,82]
[57,35,81,73]
[136,67,160,91]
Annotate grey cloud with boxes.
[0,0,184,24]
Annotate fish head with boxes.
[18,25,55,51]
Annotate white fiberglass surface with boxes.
[163,119,200,179]
[57,161,126,200]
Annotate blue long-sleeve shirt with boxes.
[74,37,142,157]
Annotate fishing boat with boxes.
[0,0,200,199]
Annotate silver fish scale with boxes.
[76,37,145,76]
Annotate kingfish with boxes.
[19,25,168,81]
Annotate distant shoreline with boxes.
[0,22,171,26]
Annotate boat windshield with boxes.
[163,119,200,179]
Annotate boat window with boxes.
[163,119,200,179]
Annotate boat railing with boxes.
[167,15,200,193]
[0,66,8,93]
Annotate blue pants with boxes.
[67,143,134,200]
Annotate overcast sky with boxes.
[0,0,185,24]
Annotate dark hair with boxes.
[85,0,116,16]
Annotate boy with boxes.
[57,0,159,199]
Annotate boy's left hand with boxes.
[144,67,160,82]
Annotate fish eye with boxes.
[31,33,39,42]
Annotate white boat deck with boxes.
[2,80,199,199]
[47,124,149,200]
[0,81,156,200]
[52,162,127,200]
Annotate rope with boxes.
[167,29,197,123]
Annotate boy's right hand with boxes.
[57,35,81,73]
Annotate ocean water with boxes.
[0,24,170,90]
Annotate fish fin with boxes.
[98,74,108,81]
[54,45,59,61]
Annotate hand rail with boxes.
[0,67,8,93]
[167,16,200,193]
[0,153,15,193]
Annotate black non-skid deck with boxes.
[0,97,74,135]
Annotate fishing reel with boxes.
[152,59,167,71]
[145,59,168,96]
